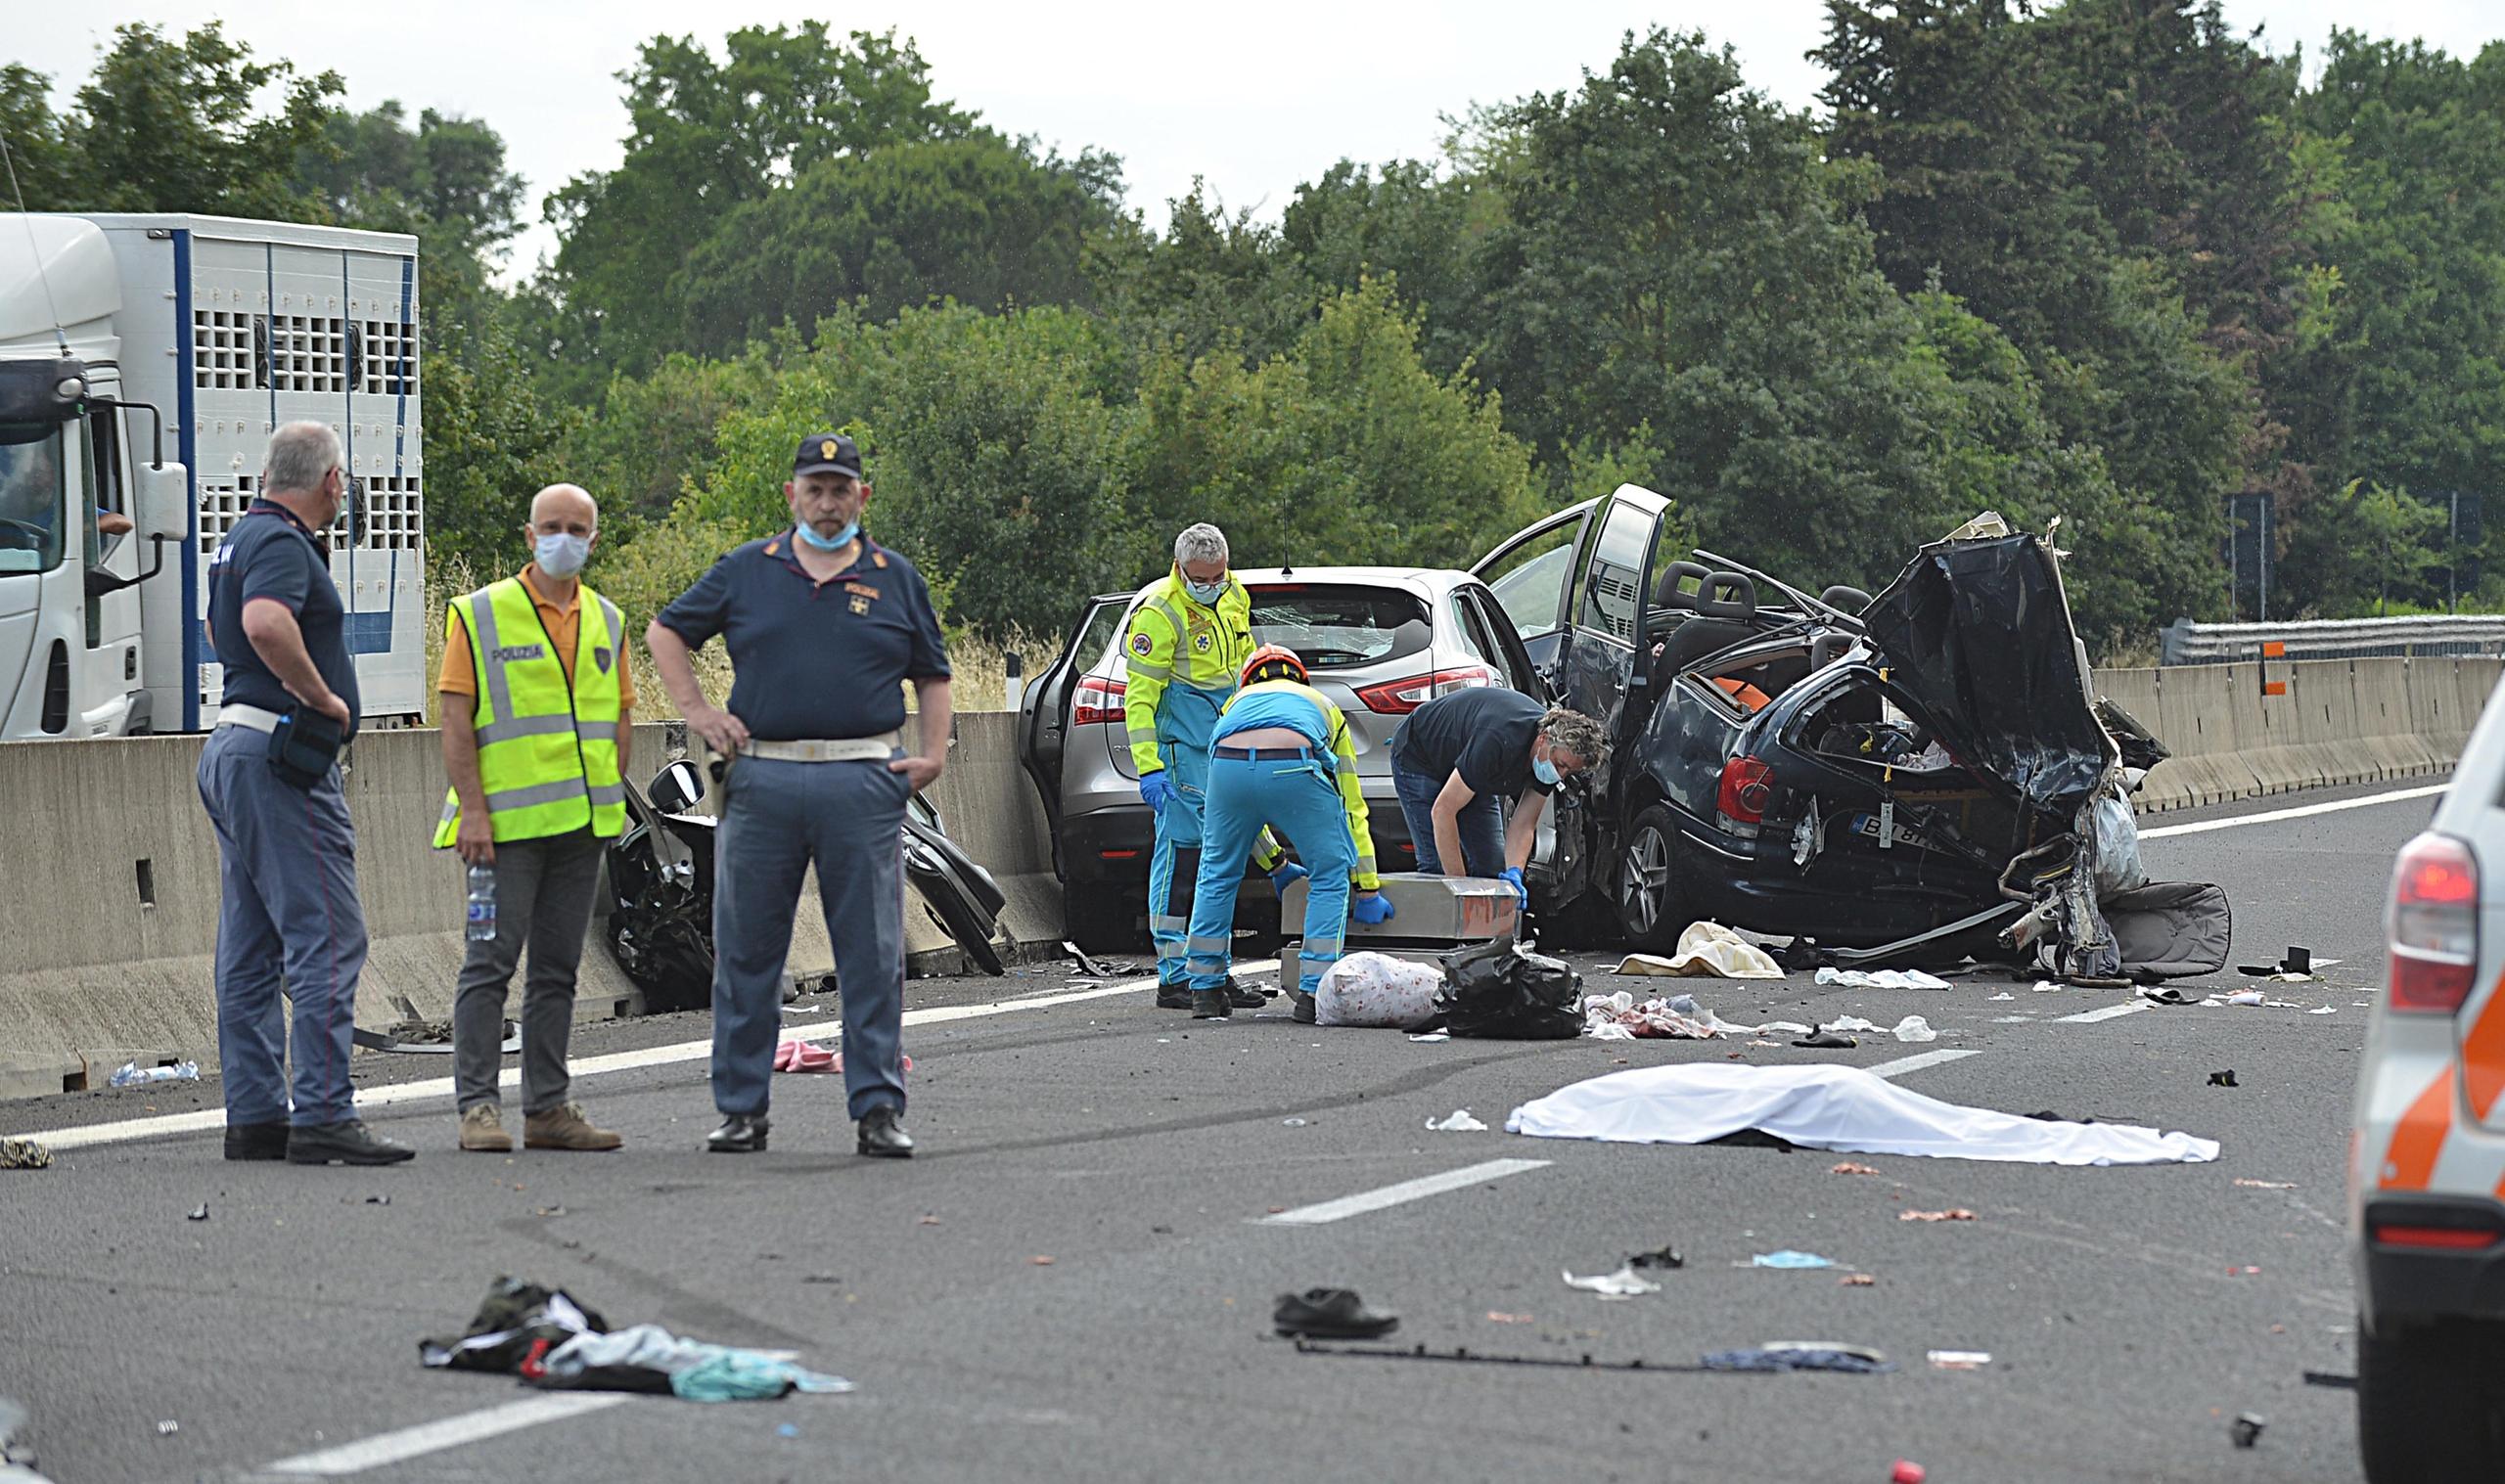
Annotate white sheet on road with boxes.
[1505,1063,2220,1166]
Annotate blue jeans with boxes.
[1185,750,1359,997]
[710,755,910,1121]
[1391,756,1505,877]
[196,723,366,1127]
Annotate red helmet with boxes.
[1241,644,1307,688]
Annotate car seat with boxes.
[1652,573,1759,690]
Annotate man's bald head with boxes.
[528,484,598,536]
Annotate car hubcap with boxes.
[1625,828,1668,929]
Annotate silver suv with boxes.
[1017,566,1545,948]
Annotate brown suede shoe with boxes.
[524,1102,623,1151]
[458,1103,513,1153]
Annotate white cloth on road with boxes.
[1613,922,1783,979]
[1505,1062,2219,1166]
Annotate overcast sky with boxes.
[12,1,2501,281]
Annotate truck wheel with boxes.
[2358,1314,2505,1482]
[1616,804,1688,955]
[1065,889,1145,955]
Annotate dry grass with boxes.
[424,564,1025,722]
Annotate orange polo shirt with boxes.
[437,564,636,707]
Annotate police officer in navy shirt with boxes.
[647,431,952,1159]
[196,422,412,1166]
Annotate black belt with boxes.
[1215,744,1315,762]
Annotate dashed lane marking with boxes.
[263,1393,632,1476]
[2140,785,2444,839]
[2058,1002,2154,1025]
[1257,1157,1553,1226]
[1864,1049,1981,1079]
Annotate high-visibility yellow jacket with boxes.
[1121,569,1256,774]
[1215,678,1381,891]
[433,576,626,845]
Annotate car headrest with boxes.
[1656,561,1712,610]
[1819,584,1872,616]
[1697,572,1756,621]
[1808,631,1851,671]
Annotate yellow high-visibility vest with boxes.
[433,576,625,845]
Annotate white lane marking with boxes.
[2141,785,2444,838]
[263,1393,630,1476]
[1863,1049,1980,1079]
[2059,1001,2152,1024]
[19,964,1278,1152]
[1258,1158,1551,1226]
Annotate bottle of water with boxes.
[466,863,497,942]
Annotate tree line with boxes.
[6,6,2502,649]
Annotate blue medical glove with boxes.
[1498,866,1528,910]
[1140,771,1171,814]
[1351,890,1395,925]
[1269,860,1310,892]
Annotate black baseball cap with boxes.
[793,432,863,479]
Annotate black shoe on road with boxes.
[1273,1288,1399,1340]
[224,1121,290,1162]
[285,1120,415,1166]
[1154,985,1194,1011]
[1225,976,1267,1009]
[856,1106,915,1158]
[1291,991,1318,1025]
[1191,989,1233,1019]
[706,1113,770,1153]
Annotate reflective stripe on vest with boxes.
[433,578,626,846]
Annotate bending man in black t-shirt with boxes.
[1386,688,1608,910]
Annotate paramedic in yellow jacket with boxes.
[1124,523,1286,1010]
[1182,645,1396,1022]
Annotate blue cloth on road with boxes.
[1392,755,1505,877]
[195,723,366,1126]
[1188,748,1358,998]
[710,755,910,1121]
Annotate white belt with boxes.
[741,731,901,763]
[216,703,284,735]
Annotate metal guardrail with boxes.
[2161,614,2505,665]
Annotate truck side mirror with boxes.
[135,462,190,542]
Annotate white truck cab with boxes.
[0,213,425,739]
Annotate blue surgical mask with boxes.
[1182,573,1227,607]
[533,532,590,579]
[795,519,858,553]
[1531,752,1562,787]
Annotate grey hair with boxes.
[1539,707,1611,770]
[263,422,342,498]
[1173,523,1229,567]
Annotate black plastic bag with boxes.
[1435,936,1584,1040]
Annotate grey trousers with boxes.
[452,828,605,1114]
[710,755,910,1121]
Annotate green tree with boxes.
[69,22,342,220]
[420,320,582,578]
[2278,479,2447,615]
[0,65,79,206]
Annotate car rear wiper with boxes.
[1692,548,1866,632]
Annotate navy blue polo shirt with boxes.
[205,500,360,736]
[656,529,951,741]
[1389,686,1550,801]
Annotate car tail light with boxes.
[1073,675,1127,726]
[1717,755,1774,824]
[1354,666,1496,714]
[2371,1222,2502,1250]
[2390,832,2479,1014]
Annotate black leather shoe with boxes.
[1154,985,1194,1011]
[706,1113,770,1153]
[1225,976,1268,1009]
[286,1120,415,1166]
[1273,1287,1399,1340]
[1291,991,1318,1025]
[1191,988,1233,1018]
[856,1106,915,1158]
[223,1121,290,1161]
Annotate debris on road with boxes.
[1898,1209,1976,1223]
[2302,1371,2357,1389]
[2139,986,2201,1005]
[1626,1243,1686,1271]
[1831,1161,1881,1176]
[421,1278,851,1401]
[1486,1312,1533,1324]
[1927,1349,1991,1371]
[186,1203,207,1222]
[1316,953,1443,1028]
[2222,990,2266,1007]
[2209,1070,2239,1087]
[2307,1005,2338,1014]
[1281,1117,1310,1127]
[1564,1265,1663,1297]
[1425,1110,1488,1132]
[1063,941,1138,977]
[2234,1178,2297,1190]
[1841,1274,1877,1286]
[1989,991,2015,1001]
[1436,937,1584,1040]
[1891,1462,1928,1484]
[1750,1250,1836,1269]
[1029,1256,1055,1266]
[1406,1030,1450,1043]
[773,1041,911,1075]
[2237,947,2313,978]
[1890,1016,1937,1043]
[1506,1063,2222,1165]
[1612,922,1781,979]
[1794,1030,1859,1049]
[0,1138,50,1170]
[1580,989,1784,1040]
[1813,967,1951,990]
[155,1419,177,1435]
[109,1060,199,1089]
[2230,1413,2265,1448]
[1272,1288,1399,1339]
[1700,1343,1892,1373]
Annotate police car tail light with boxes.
[2390,832,2479,1014]
[1717,755,1774,825]
[1073,675,1127,726]
[1355,666,1495,714]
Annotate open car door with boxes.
[1017,594,1130,882]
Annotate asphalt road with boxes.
[0,780,2437,1484]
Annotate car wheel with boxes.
[1065,888,1145,954]
[1617,804,1688,955]
[2358,1314,2505,1482]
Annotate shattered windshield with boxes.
[0,423,66,575]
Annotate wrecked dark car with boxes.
[1473,491,2213,972]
